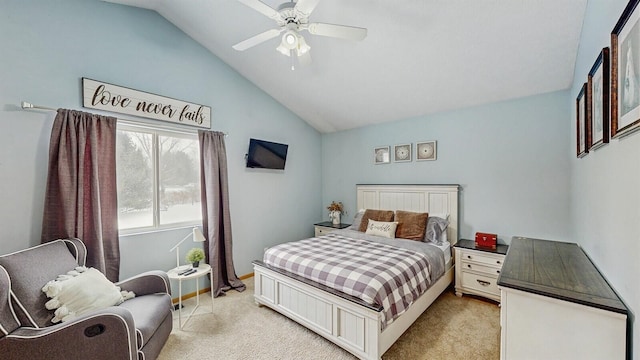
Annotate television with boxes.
[246,138,289,170]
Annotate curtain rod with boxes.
[21,101,56,111]
[19,101,227,136]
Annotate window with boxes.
[116,124,201,231]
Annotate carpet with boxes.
[158,280,500,359]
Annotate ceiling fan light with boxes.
[297,35,310,56]
[280,31,298,50]
[276,43,291,56]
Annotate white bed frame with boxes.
[253,184,460,360]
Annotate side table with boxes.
[167,263,214,329]
[313,221,351,237]
[454,239,508,303]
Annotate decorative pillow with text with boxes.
[365,219,398,239]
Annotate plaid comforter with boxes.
[263,233,434,329]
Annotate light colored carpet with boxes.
[158,280,500,359]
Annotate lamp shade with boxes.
[170,226,207,268]
[192,227,206,242]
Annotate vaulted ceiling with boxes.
[104,0,587,133]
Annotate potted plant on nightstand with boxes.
[327,201,344,225]
[185,248,205,268]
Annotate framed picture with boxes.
[611,0,640,138]
[416,141,437,161]
[393,144,412,162]
[374,146,390,164]
[588,48,610,150]
[576,83,589,158]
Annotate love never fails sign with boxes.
[82,78,211,129]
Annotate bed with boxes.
[253,184,460,360]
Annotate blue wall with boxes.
[570,0,639,358]
[2,0,637,356]
[0,0,322,290]
[322,90,572,244]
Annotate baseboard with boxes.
[172,287,211,304]
[239,272,254,280]
[171,272,254,303]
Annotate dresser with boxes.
[313,221,351,237]
[454,239,508,302]
[498,237,628,360]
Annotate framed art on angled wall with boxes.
[394,144,412,162]
[374,146,390,164]
[588,47,610,150]
[416,141,437,161]
[611,0,640,138]
[576,83,589,158]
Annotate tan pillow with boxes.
[358,209,395,232]
[395,210,429,240]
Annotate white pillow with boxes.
[365,219,398,239]
[42,266,135,323]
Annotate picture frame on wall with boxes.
[374,146,390,164]
[576,83,589,158]
[393,144,412,162]
[416,141,437,161]
[588,47,610,150]
[611,0,640,138]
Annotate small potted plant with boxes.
[185,248,205,268]
[327,201,344,225]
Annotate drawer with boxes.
[315,227,331,237]
[460,251,504,268]
[461,271,500,296]
[461,261,502,276]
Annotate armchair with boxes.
[0,239,172,360]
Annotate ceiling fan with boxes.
[232,0,367,69]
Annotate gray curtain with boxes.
[41,109,120,282]
[198,130,245,297]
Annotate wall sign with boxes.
[82,78,211,129]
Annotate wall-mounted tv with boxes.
[246,138,289,170]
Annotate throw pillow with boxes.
[358,209,395,232]
[364,219,398,239]
[347,209,365,230]
[395,210,429,240]
[42,266,135,323]
[423,216,450,245]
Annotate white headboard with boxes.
[356,184,460,245]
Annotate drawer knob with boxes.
[497,270,500,274]
[467,264,472,268]
[477,279,491,286]
[496,260,501,264]
[467,255,472,259]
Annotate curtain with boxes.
[199,130,245,297]
[41,109,120,282]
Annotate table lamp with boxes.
[169,227,206,268]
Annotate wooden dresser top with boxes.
[497,237,627,314]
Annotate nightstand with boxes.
[454,239,508,303]
[313,221,351,236]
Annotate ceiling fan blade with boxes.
[307,23,367,41]
[232,29,282,51]
[237,0,281,20]
[294,0,321,17]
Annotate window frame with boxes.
[116,121,202,235]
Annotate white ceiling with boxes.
[104,0,587,133]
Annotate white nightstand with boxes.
[454,239,508,303]
[167,263,214,329]
[313,221,351,237]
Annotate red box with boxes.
[475,232,497,249]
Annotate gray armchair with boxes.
[0,239,172,360]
